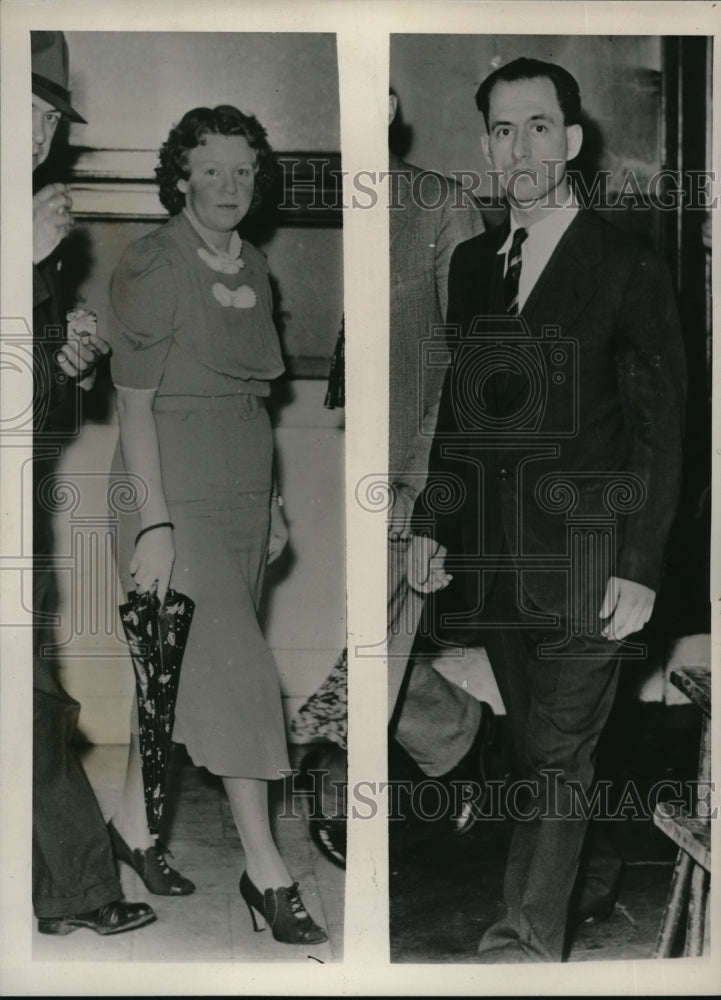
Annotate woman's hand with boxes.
[267,499,289,564]
[406,535,453,594]
[130,526,175,605]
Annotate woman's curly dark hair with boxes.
[156,105,277,217]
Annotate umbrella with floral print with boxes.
[118,588,195,836]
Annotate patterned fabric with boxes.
[504,226,528,314]
[290,648,348,750]
[118,588,195,834]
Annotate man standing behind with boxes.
[387,90,492,832]
[32,31,155,936]
[410,58,685,961]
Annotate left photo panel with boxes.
[27,30,345,962]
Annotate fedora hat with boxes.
[31,31,86,123]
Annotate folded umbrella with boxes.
[118,588,195,836]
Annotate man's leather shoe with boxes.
[578,894,616,923]
[575,885,619,924]
[443,701,494,834]
[572,871,623,928]
[38,900,156,936]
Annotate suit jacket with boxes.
[389,153,484,499]
[33,256,80,437]
[414,209,686,619]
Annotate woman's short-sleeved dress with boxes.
[109,211,290,779]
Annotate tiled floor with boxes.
[27,699,709,967]
[32,744,345,964]
[389,701,706,963]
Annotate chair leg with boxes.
[685,863,709,956]
[655,850,692,958]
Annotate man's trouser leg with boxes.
[393,658,481,777]
[477,574,621,962]
[388,539,481,777]
[32,560,121,919]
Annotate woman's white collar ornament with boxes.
[197,241,244,274]
[183,208,257,309]
[212,282,257,309]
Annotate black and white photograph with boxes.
[387,31,715,967]
[7,24,345,968]
[1,1,719,996]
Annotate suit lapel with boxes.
[459,219,508,324]
[487,220,509,315]
[496,210,603,415]
[521,210,602,334]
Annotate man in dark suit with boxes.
[409,57,686,962]
[32,30,155,937]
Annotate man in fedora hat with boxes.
[32,30,155,936]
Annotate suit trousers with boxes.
[388,537,481,777]
[476,571,621,962]
[32,473,121,919]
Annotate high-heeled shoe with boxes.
[239,870,328,944]
[107,820,195,896]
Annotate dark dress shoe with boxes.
[575,880,622,924]
[573,853,623,925]
[38,900,156,936]
[309,817,346,870]
[299,743,347,870]
[577,891,617,923]
[107,820,195,895]
[443,702,495,835]
[239,871,328,945]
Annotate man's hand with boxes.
[33,183,73,264]
[57,310,111,389]
[406,535,452,594]
[388,485,415,543]
[599,576,655,640]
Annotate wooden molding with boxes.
[68,149,343,225]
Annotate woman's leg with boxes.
[226,775,327,943]
[111,732,154,850]
[108,727,194,895]
[222,776,291,889]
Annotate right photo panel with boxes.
[387,33,712,965]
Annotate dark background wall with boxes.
[390,34,662,194]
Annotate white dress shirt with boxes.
[498,191,580,310]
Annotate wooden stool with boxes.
[653,665,711,957]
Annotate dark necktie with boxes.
[504,227,528,314]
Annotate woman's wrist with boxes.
[135,521,174,546]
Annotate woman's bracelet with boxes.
[135,521,174,546]
[271,494,284,508]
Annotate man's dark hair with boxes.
[475,57,582,129]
